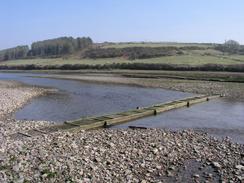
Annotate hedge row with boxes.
[1,63,244,72]
[81,46,206,60]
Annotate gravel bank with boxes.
[0,81,46,118]
[34,73,244,101]
[0,80,243,182]
[0,80,54,134]
[1,129,244,182]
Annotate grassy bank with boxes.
[100,42,212,48]
[1,42,244,72]
[1,54,244,66]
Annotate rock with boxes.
[212,162,221,169]
[235,165,244,171]
[166,171,173,177]
[140,180,147,183]
[156,165,162,170]
[207,173,213,178]
[152,148,158,155]
[12,163,21,172]
[15,176,25,183]
[240,161,244,165]
[236,176,244,181]
[71,142,78,149]
[193,174,200,178]
[169,166,175,170]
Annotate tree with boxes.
[215,40,240,54]
[0,46,29,61]
[30,37,93,57]
[223,40,240,53]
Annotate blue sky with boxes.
[0,0,244,49]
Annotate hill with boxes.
[1,38,244,71]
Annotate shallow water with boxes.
[113,99,244,144]
[1,72,244,144]
[0,72,192,122]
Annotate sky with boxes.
[0,0,244,49]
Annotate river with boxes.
[1,72,244,143]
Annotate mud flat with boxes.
[0,80,243,182]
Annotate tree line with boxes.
[1,38,243,62]
[0,46,29,61]
[30,37,92,57]
[0,37,93,61]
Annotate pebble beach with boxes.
[0,80,243,183]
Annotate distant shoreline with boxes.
[2,70,243,100]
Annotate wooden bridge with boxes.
[13,94,221,139]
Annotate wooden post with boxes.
[103,121,107,128]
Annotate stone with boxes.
[166,171,173,177]
[193,174,200,178]
[140,180,147,183]
[212,162,221,169]
[236,176,244,181]
[235,165,244,171]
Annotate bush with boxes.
[1,63,244,72]
[215,40,241,54]
[81,46,202,60]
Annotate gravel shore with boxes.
[34,73,244,101]
[0,80,243,182]
[0,80,54,134]
[0,81,46,118]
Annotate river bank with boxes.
[0,80,46,118]
[23,70,244,101]
[0,80,54,136]
[0,80,243,182]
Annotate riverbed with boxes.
[0,72,243,182]
[1,72,244,144]
[0,72,192,122]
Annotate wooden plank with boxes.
[106,110,154,126]
[33,129,48,134]
[66,95,221,131]
[64,121,81,127]
[17,132,32,138]
[10,94,221,138]
[128,126,148,129]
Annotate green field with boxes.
[1,42,244,68]
[1,54,244,67]
[100,42,212,48]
